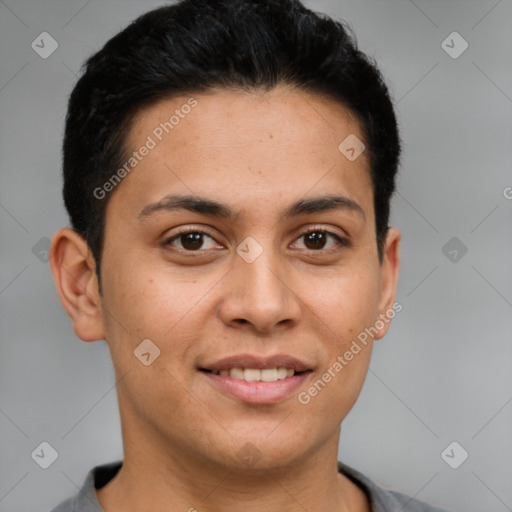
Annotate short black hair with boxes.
[63,0,401,288]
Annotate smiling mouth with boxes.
[200,368,309,382]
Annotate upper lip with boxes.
[201,354,311,372]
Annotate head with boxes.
[51,0,401,474]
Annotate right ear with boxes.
[49,227,105,342]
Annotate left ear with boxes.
[374,227,401,340]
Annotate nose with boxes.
[217,243,302,335]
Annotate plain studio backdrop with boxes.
[1,1,511,511]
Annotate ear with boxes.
[49,227,105,342]
[374,227,401,340]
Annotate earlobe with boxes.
[49,227,105,342]
[374,227,401,340]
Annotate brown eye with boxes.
[164,230,220,252]
[303,231,328,250]
[179,232,204,251]
[293,229,347,251]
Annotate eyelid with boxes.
[297,224,348,240]
[166,224,218,239]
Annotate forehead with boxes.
[128,85,366,159]
[108,86,373,223]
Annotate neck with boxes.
[96,402,369,512]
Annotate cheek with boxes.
[100,266,207,416]
[298,263,379,400]
[100,262,217,359]
[304,265,381,340]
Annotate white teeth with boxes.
[212,367,297,382]
[277,368,288,380]
[230,368,245,380]
[261,368,278,382]
[244,368,261,381]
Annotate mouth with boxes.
[200,367,306,382]
[199,354,313,404]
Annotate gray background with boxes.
[1,0,511,510]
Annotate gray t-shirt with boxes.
[49,460,453,512]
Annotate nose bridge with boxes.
[241,241,284,300]
[219,234,300,332]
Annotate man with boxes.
[49,0,453,510]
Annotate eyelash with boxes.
[162,226,349,254]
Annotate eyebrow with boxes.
[138,194,365,222]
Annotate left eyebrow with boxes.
[281,195,365,221]
[138,194,366,222]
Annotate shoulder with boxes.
[383,488,454,512]
[47,460,123,512]
[48,496,74,512]
[338,461,455,512]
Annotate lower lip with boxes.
[201,371,311,404]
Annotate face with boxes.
[59,86,400,472]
